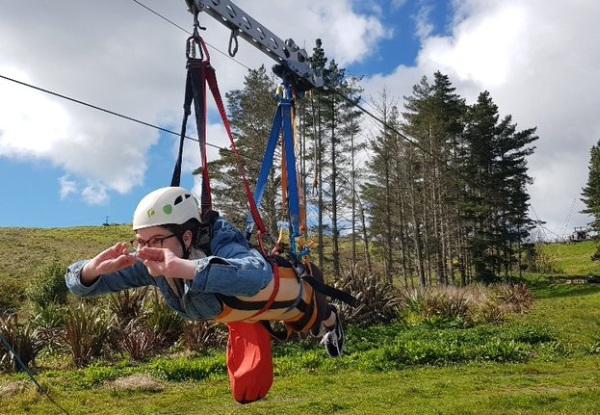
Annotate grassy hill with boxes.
[0,225,132,282]
[540,240,600,276]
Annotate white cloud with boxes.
[413,3,435,41]
[420,3,528,88]
[82,183,109,205]
[59,176,77,199]
[0,67,70,158]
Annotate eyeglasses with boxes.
[130,234,178,250]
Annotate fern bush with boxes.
[62,303,112,368]
[118,317,163,361]
[179,320,228,352]
[0,313,41,373]
[334,266,402,326]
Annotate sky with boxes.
[1,0,598,242]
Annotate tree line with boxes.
[203,39,539,286]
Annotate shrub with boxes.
[0,313,41,373]
[62,303,112,367]
[118,317,163,361]
[472,298,505,324]
[31,304,68,355]
[334,266,402,326]
[399,283,535,326]
[422,286,470,325]
[146,291,184,347]
[494,283,534,314]
[25,261,69,309]
[400,286,471,327]
[179,320,228,352]
[0,279,24,315]
[108,287,150,329]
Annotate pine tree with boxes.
[460,91,537,282]
[580,139,600,260]
[303,40,363,276]
[363,88,404,283]
[400,72,466,286]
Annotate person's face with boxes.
[132,226,190,257]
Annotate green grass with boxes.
[3,229,600,414]
[3,357,600,414]
[0,225,132,284]
[4,281,600,415]
[541,240,600,276]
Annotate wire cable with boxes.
[0,73,265,164]
[131,0,253,72]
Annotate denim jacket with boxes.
[65,218,273,320]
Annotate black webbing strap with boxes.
[170,68,193,188]
[174,33,271,250]
[302,275,357,307]
[171,58,212,218]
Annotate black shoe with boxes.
[321,305,344,357]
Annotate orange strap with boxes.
[246,261,281,320]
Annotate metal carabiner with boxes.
[186,10,208,60]
[228,27,239,57]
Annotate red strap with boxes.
[204,65,269,237]
[186,35,270,251]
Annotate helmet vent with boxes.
[174,194,191,206]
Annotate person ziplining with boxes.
[65,0,355,404]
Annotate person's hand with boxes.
[82,242,137,284]
[136,247,196,280]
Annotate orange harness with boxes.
[215,257,320,338]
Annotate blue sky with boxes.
[1,1,600,241]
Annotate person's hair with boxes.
[162,218,201,257]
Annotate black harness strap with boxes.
[301,275,357,307]
[170,69,193,189]
[171,58,212,218]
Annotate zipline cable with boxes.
[131,0,253,72]
[0,73,264,165]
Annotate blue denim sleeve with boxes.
[186,218,273,297]
[65,259,157,296]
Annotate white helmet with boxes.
[132,187,201,230]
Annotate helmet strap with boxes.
[179,232,191,260]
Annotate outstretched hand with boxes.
[81,242,137,284]
[136,247,196,280]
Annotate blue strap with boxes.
[280,101,300,239]
[245,107,284,238]
[245,82,301,257]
